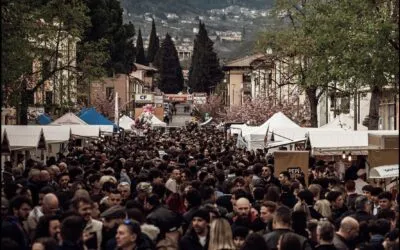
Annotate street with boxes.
[169,114,192,127]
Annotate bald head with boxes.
[236,197,251,218]
[338,216,359,240]
[42,193,59,215]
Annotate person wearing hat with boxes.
[354,168,368,195]
[179,208,210,250]
[132,182,153,212]
[115,219,155,250]
[100,205,126,250]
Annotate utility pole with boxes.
[354,88,357,130]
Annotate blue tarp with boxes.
[37,114,52,125]
[79,107,114,126]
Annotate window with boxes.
[388,104,395,130]
[45,91,53,105]
[106,87,114,100]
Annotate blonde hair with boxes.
[293,201,312,220]
[314,199,332,219]
[99,175,117,188]
[208,218,236,250]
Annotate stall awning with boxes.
[308,130,369,153]
[3,125,46,151]
[42,125,71,143]
[265,138,307,149]
[369,164,399,179]
[68,125,101,138]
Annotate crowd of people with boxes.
[1,123,399,250]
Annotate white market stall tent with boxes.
[119,115,135,132]
[237,112,301,150]
[369,164,399,179]
[1,126,10,154]
[150,116,167,128]
[321,114,368,130]
[307,130,370,155]
[68,125,101,138]
[3,125,47,151]
[52,112,87,125]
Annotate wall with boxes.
[229,70,244,106]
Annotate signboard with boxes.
[274,151,309,186]
[135,94,154,103]
[154,95,163,104]
[164,94,191,102]
[194,96,207,104]
[287,167,302,180]
[369,164,399,179]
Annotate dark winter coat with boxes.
[263,228,313,250]
[179,228,209,250]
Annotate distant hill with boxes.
[121,0,274,16]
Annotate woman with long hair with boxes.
[208,218,236,250]
[314,199,332,219]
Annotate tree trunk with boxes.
[368,85,382,130]
[18,77,29,125]
[306,87,318,127]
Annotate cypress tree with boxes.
[136,28,147,65]
[147,19,159,63]
[157,33,184,94]
[188,22,224,94]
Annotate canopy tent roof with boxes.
[321,114,367,130]
[37,114,52,125]
[150,115,167,127]
[68,125,101,138]
[308,130,369,153]
[119,115,135,131]
[1,126,10,154]
[41,126,71,143]
[52,112,87,125]
[3,125,46,151]
[369,164,399,179]
[243,112,300,140]
[265,138,307,149]
[79,107,115,126]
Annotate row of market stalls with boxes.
[1,108,167,166]
[228,112,399,186]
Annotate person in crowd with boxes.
[31,237,58,250]
[59,215,86,250]
[277,232,302,250]
[115,219,154,250]
[71,196,103,250]
[316,220,337,250]
[208,218,236,250]
[344,180,359,211]
[117,182,132,205]
[165,168,182,194]
[315,199,333,219]
[263,206,312,250]
[333,216,359,250]
[326,191,348,222]
[2,195,33,250]
[33,215,61,244]
[354,169,368,195]
[27,193,59,240]
[371,187,383,216]
[180,208,210,250]
[257,201,277,234]
[100,205,126,249]
[239,233,268,250]
[231,197,258,230]
[232,226,249,249]
[261,164,281,187]
[368,219,391,250]
[378,192,393,210]
[278,171,291,187]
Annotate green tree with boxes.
[256,0,398,128]
[157,33,184,94]
[135,28,147,65]
[2,0,95,124]
[189,22,224,94]
[147,19,159,63]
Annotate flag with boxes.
[114,92,119,125]
[264,125,269,147]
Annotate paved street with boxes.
[169,114,192,127]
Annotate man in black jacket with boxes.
[180,208,210,250]
[263,206,312,250]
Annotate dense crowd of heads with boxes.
[1,124,399,250]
